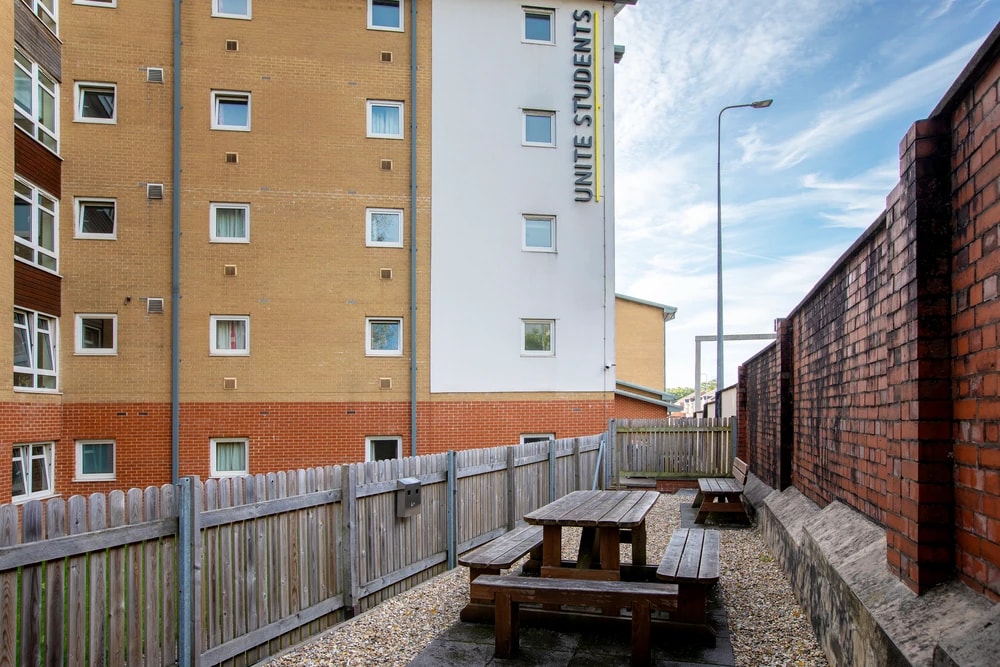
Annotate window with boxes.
[211,438,248,477]
[75,314,117,355]
[521,433,555,444]
[76,440,115,481]
[14,50,58,151]
[74,0,118,7]
[75,198,116,238]
[75,83,116,123]
[366,318,402,356]
[366,436,402,462]
[523,110,555,146]
[25,0,57,33]
[212,91,251,131]
[522,319,554,356]
[523,7,554,43]
[523,215,555,252]
[368,0,403,31]
[210,203,250,242]
[367,101,403,139]
[211,316,250,356]
[366,208,403,247]
[213,0,251,19]
[15,179,58,271]
[12,443,55,501]
[14,309,57,390]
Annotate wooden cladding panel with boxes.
[14,261,61,317]
[13,0,61,81]
[15,130,61,198]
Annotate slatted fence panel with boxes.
[617,418,733,478]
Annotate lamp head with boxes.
[751,99,773,108]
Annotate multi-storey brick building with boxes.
[6,0,635,502]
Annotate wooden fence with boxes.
[0,435,603,666]
[614,418,733,480]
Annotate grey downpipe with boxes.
[171,0,181,485]
[409,0,418,456]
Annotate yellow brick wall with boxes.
[614,297,665,392]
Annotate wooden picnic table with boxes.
[522,489,660,580]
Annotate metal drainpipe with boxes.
[171,0,182,484]
[409,0,418,456]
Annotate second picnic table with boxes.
[522,489,661,580]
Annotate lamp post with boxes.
[716,98,772,417]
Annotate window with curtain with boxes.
[12,442,54,500]
[367,101,403,138]
[77,198,116,237]
[76,314,117,354]
[211,316,249,355]
[211,438,248,476]
[14,309,57,390]
[77,440,115,480]
[14,178,58,271]
[211,203,249,241]
[14,50,58,151]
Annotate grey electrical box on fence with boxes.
[396,477,421,517]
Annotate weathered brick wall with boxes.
[949,53,1000,598]
[739,29,1000,598]
[614,394,670,419]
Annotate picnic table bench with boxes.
[458,524,543,621]
[656,527,720,631]
[692,457,749,524]
[470,574,677,667]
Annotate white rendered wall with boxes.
[430,0,618,393]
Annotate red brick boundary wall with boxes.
[739,26,1000,600]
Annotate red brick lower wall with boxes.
[0,397,613,501]
[614,394,671,419]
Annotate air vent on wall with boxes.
[147,183,164,200]
[224,377,238,390]
[380,159,393,171]
[146,298,164,314]
[225,152,239,164]
[226,40,239,52]
[224,264,238,277]
[146,67,164,83]
[379,378,392,390]
[380,51,393,63]
[380,268,392,280]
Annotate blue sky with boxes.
[612,0,996,390]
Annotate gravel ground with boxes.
[264,492,828,667]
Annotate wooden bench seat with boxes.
[458,524,543,581]
[692,457,749,524]
[470,574,677,667]
[656,528,720,629]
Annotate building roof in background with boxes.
[615,293,677,322]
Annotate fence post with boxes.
[606,418,616,489]
[506,446,516,529]
[447,451,457,569]
[177,476,201,667]
[572,439,581,491]
[340,464,359,617]
[548,440,556,502]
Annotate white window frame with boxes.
[14,49,59,152]
[365,436,402,462]
[73,0,118,7]
[75,314,118,355]
[25,0,57,34]
[12,442,55,502]
[366,208,403,248]
[15,178,59,272]
[522,318,555,356]
[366,101,404,139]
[75,440,115,481]
[368,0,403,31]
[210,203,250,243]
[522,109,555,147]
[211,91,251,131]
[366,317,403,356]
[520,433,555,444]
[75,197,117,239]
[14,309,58,392]
[210,438,249,477]
[523,214,556,252]
[212,0,251,19]
[74,82,117,123]
[210,315,250,356]
[523,7,555,44]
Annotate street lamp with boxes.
[715,98,772,417]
